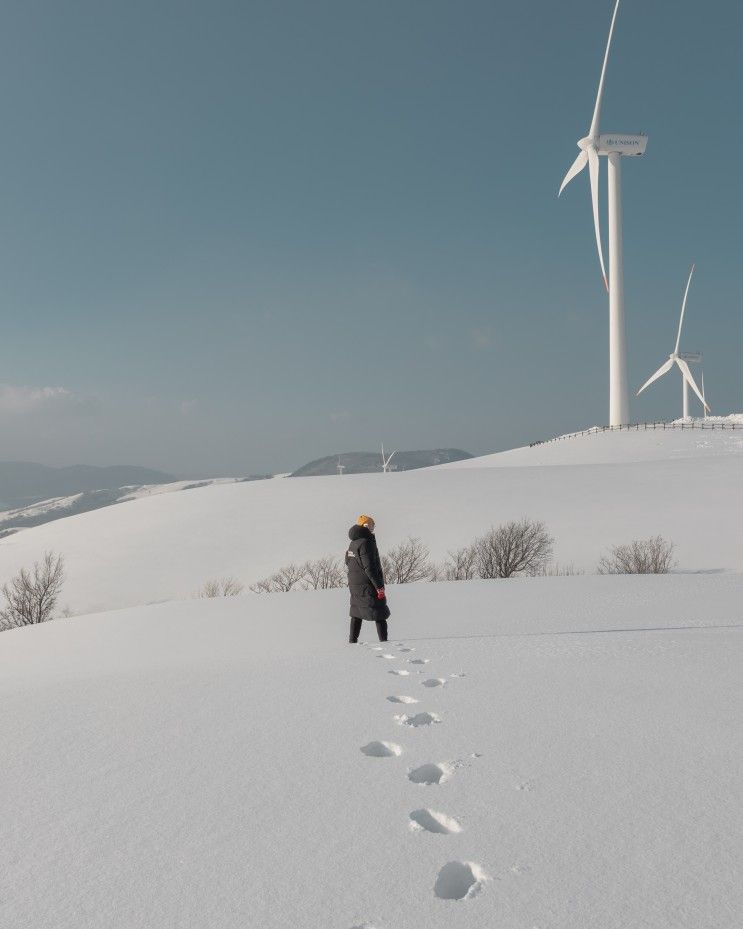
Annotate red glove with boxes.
[376,588,386,600]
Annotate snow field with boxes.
[1,575,741,927]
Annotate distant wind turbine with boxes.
[636,264,710,418]
[336,457,346,476]
[381,444,396,474]
[559,0,648,426]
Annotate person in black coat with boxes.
[345,514,390,643]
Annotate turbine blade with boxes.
[559,150,588,196]
[588,147,608,290]
[589,0,621,139]
[674,263,696,354]
[637,358,674,396]
[676,357,710,412]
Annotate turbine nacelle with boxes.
[597,133,648,156]
[574,134,647,157]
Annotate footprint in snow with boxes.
[370,646,384,651]
[422,678,446,688]
[387,695,419,704]
[409,809,462,834]
[408,762,457,785]
[408,658,430,665]
[388,669,410,676]
[434,861,488,900]
[398,647,414,652]
[376,654,396,660]
[449,672,467,678]
[395,711,441,728]
[360,741,402,758]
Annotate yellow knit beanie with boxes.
[356,514,375,527]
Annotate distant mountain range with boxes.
[0,451,474,534]
[0,462,176,511]
[291,449,472,477]
[0,462,271,536]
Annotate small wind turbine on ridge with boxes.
[636,264,710,419]
[381,443,396,474]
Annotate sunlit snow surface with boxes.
[1,427,743,614]
[1,578,741,928]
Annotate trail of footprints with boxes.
[355,639,489,919]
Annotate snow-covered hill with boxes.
[0,428,741,614]
[2,575,740,929]
[440,420,743,468]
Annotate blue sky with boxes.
[1,0,740,474]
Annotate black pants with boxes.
[349,617,388,643]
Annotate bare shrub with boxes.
[474,520,554,579]
[197,577,245,598]
[381,537,431,584]
[434,544,479,581]
[0,552,66,631]
[531,562,584,577]
[597,536,676,575]
[301,556,345,590]
[250,562,306,593]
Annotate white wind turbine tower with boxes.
[336,457,346,477]
[380,443,396,473]
[701,369,708,418]
[559,0,648,426]
[636,264,710,418]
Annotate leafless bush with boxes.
[0,552,66,631]
[381,537,431,584]
[433,544,479,581]
[250,562,307,593]
[597,536,676,575]
[531,562,585,577]
[474,520,554,579]
[301,556,345,590]
[197,577,245,598]
[251,556,346,593]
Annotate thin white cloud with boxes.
[0,384,74,416]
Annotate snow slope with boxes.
[439,421,743,468]
[2,575,740,928]
[0,428,742,614]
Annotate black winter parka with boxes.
[345,525,391,622]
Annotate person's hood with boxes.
[348,524,374,542]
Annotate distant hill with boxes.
[0,462,176,511]
[0,470,275,536]
[291,449,473,477]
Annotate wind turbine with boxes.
[701,369,708,418]
[336,457,346,476]
[559,0,648,426]
[380,443,396,473]
[636,264,710,418]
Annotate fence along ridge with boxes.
[530,420,739,448]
